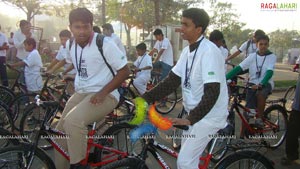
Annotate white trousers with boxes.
[177,119,225,169]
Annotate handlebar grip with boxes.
[173,125,189,130]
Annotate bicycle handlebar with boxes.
[173,125,189,130]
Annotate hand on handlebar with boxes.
[250,84,263,90]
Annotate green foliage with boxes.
[274,80,297,88]
[269,29,300,61]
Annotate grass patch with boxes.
[274,80,297,88]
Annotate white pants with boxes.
[177,119,225,169]
[133,76,149,95]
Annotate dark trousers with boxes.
[0,56,8,86]
[286,110,300,160]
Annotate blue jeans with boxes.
[153,61,172,81]
[0,56,8,86]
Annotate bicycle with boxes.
[283,84,296,112]
[101,123,274,169]
[120,70,177,114]
[0,98,135,169]
[227,82,288,149]
[0,64,27,105]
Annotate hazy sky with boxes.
[0,0,299,33]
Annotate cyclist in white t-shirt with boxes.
[132,42,152,94]
[47,29,76,76]
[142,8,228,169]
[149,28,174,81]
[54,8,130,169]
[102,23,126,55]
[8,38,43,92]
[226,29,265,62]
[226,34,277,128]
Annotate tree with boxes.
[269,29,300,61]
[209,2,250,54]
[105,0,193,48]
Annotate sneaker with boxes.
[281,157,300,166]
[254,118,264,128]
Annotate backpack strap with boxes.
[245,39,251,57]
[96,34,116,77]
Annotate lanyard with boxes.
[75,44,84,76]
[255,53,266,78]
[137,53,146,68]
[184,37,204,87]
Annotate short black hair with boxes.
[93,26,101,33]
[102,23,114,33]
[59,29,71,38]
[182,8,209,33]
[153,29,163,36]
[19,20,30,28]
[24,38,36,49]
[136,42,147,50]
[256,34,269,42]
[254,29,265,39]
[69,7,93,25]
[209,30,224,41]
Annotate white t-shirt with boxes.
[133,53,152,80]
[66,33,127,101]
[0,32,8,56]
[55,45,76,75]
[110,33,126,55]
[153,37,174,66]
[23,49,43,92]
[172,36,228,128]
[239,40,257,58]
[13,30,37,60]
[239,52,277,89]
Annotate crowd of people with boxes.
[0,6,299,169]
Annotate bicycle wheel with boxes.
[0,86,15,105]
[208,124,234,163]
[0,127,19,148]
[283,85,296,112]
[92,123,142,163]
[155,90,177,114]
[215,150,274,169]
[19,103,53,149]
[263,104,288,149]
[101,157,148,169]
[0,144,55,169]
[0,101,14,131]
[9,93,36,122]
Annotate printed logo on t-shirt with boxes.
[208,71,215,75]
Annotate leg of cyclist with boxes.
[133,76,148,95]
[177,120,224,169]
[282,77,300,165]
[54,92,118,168]
[255,83,272,125]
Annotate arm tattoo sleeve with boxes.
[187,82,220,125]
[142,71,181,104]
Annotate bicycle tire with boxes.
[9,93,37,122]
[208,126,233,163]
[215,150,274,169]
[19,103,53,150]
[101,157,148,169]
[0,86,15,105]
[93,123,140,163]
[0,127,19,148]
[0,144,56,169]
[0,101,14,131]
[283,85,296,112]
[263,104,288,149]
[155,90,177,114]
